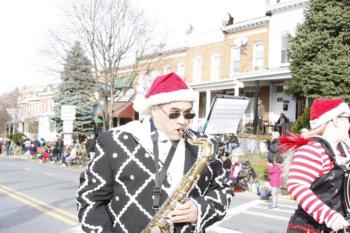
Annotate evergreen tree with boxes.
[286,0,350,99]
[54,41,95,136]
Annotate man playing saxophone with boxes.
[77,73,233,233]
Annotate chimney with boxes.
[186,24,193,35]
[222,13,234,27]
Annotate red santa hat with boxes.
[133,72,196,113]
[309,98,350,129]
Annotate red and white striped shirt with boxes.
[287,140,340,227]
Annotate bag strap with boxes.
[310,136,337,163]
[150,119,178,211]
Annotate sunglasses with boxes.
[159,106,196,120]
[338,116,350,122]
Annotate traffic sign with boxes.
[61,105,76,121]
[63,120,74,134]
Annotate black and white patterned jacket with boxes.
[76,120,233,233]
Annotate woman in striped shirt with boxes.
[282,98,350,233]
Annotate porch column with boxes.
[234,80,244,96]
[253,80,260,134]
[205,90,211,117]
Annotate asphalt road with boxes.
[0,154,297,233]
[207,193,296,233]
[0,154,81,233]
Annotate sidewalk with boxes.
[0,153,86,171]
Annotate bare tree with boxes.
[45,0,158,130]
[0,89,20,135]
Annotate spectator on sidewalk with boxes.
[61,146,71,167]
[65,145,78,166]
[257,99,265,135]
[85,134,96,160]
[267,156,282,209]
[221,152,232,178]
[266,131,280,163]
[228,157,242,183]
[275,113,290,134]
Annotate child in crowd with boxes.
[229,157,242,183]
[267,156,283,209]
[42,150,48,163]
[221,152,232,178]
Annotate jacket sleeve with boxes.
[191,159,234,232]
[76,132,115,233]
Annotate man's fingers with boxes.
[173,202,191,210]
[170,213,190,223]
[169,200,197,223]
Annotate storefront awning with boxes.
[112,102,134,118]
[96,102,134,119]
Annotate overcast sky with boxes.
[0,0,265,95]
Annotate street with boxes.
[0,155,81,233]
[0,155,297,233]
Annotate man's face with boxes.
[336,114,350,142]
[151,101,194,140]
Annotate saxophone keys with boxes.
[159,219,168,227]
[171,201,177,209]
[150,226,161,233]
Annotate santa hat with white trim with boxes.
[309,98,350,129]
[133,72,196,114]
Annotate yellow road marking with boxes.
[0,184,78,225]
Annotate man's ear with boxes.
[150,106,157,116]
[332,117,340,127]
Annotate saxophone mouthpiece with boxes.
[177,129,185,140]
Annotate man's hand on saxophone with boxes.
[169,200,198,223]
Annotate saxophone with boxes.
[143,129,214,233]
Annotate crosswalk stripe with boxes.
[243,210,290,221]
[226,200,263,216]
[254,205,295,214]
[207,200,262,232]
[206,225,241,233]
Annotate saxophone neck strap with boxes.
[150,119,178,211]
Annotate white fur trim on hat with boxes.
[309,102,350,129]
[133,89,196,114]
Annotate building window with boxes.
[276,85,284,93]
[231,47,240,74]
[177,63,185,79]
[281,34,289,63]
[193,56,201,83]
[253,42,264,71]
[210,54,220,81]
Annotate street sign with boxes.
[61,105,76,121]
[64,134,73,146]
[63,120,74,134]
